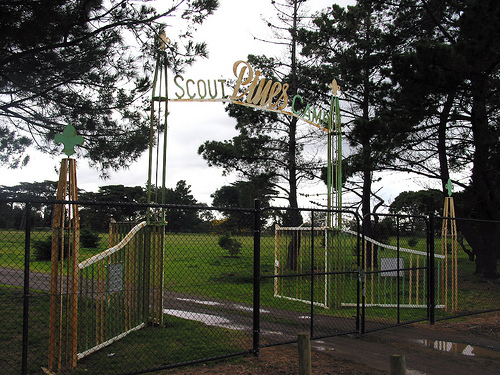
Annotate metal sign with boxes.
[108,262,124,293]
[169,60,339,133]
[149,33,343,225]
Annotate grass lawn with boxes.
[0,286,250,375]
[0,227,499,373]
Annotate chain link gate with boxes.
[264,208,362,343]
[2,199,500,374]
[360,213,436,333]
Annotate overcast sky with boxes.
[1,0,427,208]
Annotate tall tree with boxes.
[80,184,147,231]
[163,180,204,232]
[0,181,58,228]
[0,0,218,174]
[299,1,409,265]
[198,0,324,270]
[380,0,500,278]
[389,189,443,233]
[211,173,277,233]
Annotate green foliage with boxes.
[407,237,419,247]
[211,175,276,232]
[32,236,53,261]
[163,180,206,232]
[31,230,96,261]
[80,185,148,231]
[31,236,71,261]
[299,1,409,221]
[198,2,320,226]
[218,234,242,257]
[0,288,244,375]
[389,189,443,217]
[80,227,100,248]
[0,0,218,172]
[0,182,58,228]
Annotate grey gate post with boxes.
[253,199,261,356]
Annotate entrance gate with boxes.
[270,209,449,338]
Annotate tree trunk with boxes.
[437,92,454,193]
[362,168,378,268]
[285,1,302,271]
[456,219,500,279]
[461,78,500,278]
[285,116,303,271]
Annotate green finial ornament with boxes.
[55,124,84,157]
[445,178,454,197]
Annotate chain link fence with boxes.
[0,199,498,374]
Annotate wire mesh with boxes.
[0,200,498,374]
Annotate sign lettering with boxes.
[169,60,334,131]
[230,60,289,110]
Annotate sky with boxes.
[0,0,428,208]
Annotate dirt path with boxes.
[160,291,500,375]
[160,312,500,375]
[3,267,499,374]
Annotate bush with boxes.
[32,236,70,261]
[408,237,419,247]
[32,236,53,261]
[218,234,242,257]
[32,230,95,261]
[81,227,100,248]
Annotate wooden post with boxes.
[298,332,312,375]
[390,354,406,375]
[68,159,79,368]
[441,196,458,312]
[48,159,68,373]
[48,158,80,372]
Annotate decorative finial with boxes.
[445,178,454,197]
[55,124,84,157]
[158,30,170,51]
[329,79,341,96]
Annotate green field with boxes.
[1,227,499,373]
[0,287,248,375]
[1,228,498,315]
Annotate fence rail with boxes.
[0,198,498,374]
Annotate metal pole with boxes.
[147,60,159,223]
[161,51,168,218]
[335,96,343,228]
[327,96,334,227]
[361,216,366,335]
[253,199,261,357]
[310,211,314,337]
[355,215,361,332]
[396,216,401,324]
[21,202,32,375]
[428,212,435,324]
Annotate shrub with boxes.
[81,227,100,248]
[32,230,94,260]
[408,237,419,247]
[32,236,70,261]
[32,236,53,261]
[218,234,242,257]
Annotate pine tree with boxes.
[198,0,325,270]
[0,0,218,173]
